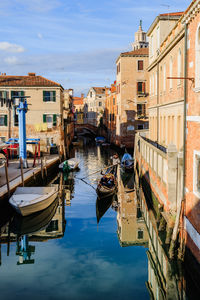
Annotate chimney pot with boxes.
[28,72,36,76]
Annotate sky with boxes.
[0,0,191,96]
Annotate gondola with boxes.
[121,153,134,172]
[96,167,118,198]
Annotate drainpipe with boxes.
[157,62,159,143]
[169,24,187,259]
[183,24,187,214]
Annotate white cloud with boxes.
[4,56,19,65]
[37,33,43,39]
[0,42,25,53]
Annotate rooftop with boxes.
[0,73,62,88]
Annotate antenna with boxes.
[161,4,170,22]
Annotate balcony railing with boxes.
[141,136,167,153]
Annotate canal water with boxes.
[0,139,199,299]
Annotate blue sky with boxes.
[0,0,191,95]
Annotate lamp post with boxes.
[15,97,29,168]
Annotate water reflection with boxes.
[0,141,198,299]
[117,172,148,247]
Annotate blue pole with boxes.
[17,99,28,168]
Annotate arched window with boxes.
[169,56,173,89]
[195,25,200,89]
[177,48,181,85]
[163,63,166,91]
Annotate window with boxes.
[43,114,57,127]
[0,115,7,126]
[138,60,144,71]
[193,151,200,197]
[150,35,153,56]
[11,91,24,126]
[99,102,102,107]
[178,48,181,85]
[137,124,144,130]
[170,56,173,89]
[137,104,146,117]
[113,97,115,105]
[43,91,56,102]
[137,229,144,239]
[163,63,166,91]
[137,82,145,95]
[157,26,160,49]
[90,91,92,97]
[195,25,200,89]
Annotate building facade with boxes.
[0,73,72,153]
[182,0,200,263]
[73,94,84,125]
[104,82,117,144]
[116,23,149,149]
[84,87,106,126]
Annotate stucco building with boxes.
[84,87,106,126]
[182,0,200,263]
[104,82,117,144]
[0,73,72,153]
[116,23,149,149]
[73,94,84,125]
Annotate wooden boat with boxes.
[10,197,59,235]
[59,158,80,171]
[96,169,117,198]
[95,136,106,144]
[9,186,58,216]
[121,153,134,172]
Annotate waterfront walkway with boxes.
[0,155,60,200]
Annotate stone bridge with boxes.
[75,123,98,136]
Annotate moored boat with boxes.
[9,186,58,216]
[121,153,134,172]
[95,136,106,144]
[10,197,59,235]
[59,158,80,172]
[96,169,117,198]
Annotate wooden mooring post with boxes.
[20,157,24,187]
[4,162,10,198]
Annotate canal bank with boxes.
[0,140,199,299]
[0,155,60,201]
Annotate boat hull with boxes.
[96,184,117,198]
[9,187,58,216]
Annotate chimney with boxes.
[28,72,36,76]
[81,93,84,99]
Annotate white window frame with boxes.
[193,150,200,198]
[195,24,200,90]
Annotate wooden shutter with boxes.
[4,115,7,126]
[53,114,57,126]
[43,91,46,102]
[43,114,47,123]
[53,91,56,102]
[142,82,145,94]
[138,60,143,70]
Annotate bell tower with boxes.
[132,20,149,50]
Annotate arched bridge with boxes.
[75,123,98,136]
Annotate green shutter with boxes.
[53,91,56,102]
[11,91,14,99]
[20,91,24,97]
[43,114,47,123]
[43,91,46,102]
[4,115,7,126]
[53,114,57,126]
